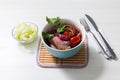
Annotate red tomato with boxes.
[63,31,69,36]
[70,36,81,46]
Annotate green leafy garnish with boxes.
[42,32,54,39]
[57,23,66,33]
[46,16,60,24]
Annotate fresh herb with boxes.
[46,16,60,24]
[42,32,54,39]
[57,23,66,33]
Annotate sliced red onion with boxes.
[75,29,80,35]
[56,34,70,41]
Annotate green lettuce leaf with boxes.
[46,16,60,24]
[42,32,54,39]
[57,23,66,33]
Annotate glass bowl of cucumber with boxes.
[12,22,38,44]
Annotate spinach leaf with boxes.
[42,32,54,39]
[46,16,60,24]
[57,23,66,33]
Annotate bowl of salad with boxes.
[41,17,86,58]
[12,22,38,44]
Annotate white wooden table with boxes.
[0,0,120,80]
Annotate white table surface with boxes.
[0,0,120,80]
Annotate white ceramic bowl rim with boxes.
[41,19,86,51]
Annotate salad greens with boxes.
[46,16,66,33]
[57,23,66,33]
[42,16,82,50]
[46,16,60,24]
[43,16,66,39]
[42,32,54,39]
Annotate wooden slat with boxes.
[38,42,88,67]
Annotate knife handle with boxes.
[98,29,117,59]
[90,32,112,59]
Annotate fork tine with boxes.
[80,18,90,31]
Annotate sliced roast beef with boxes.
[50,44,57,49]
[50,36,70,50]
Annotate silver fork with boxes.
[80,18,111,59]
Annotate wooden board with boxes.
[37,40,88,68]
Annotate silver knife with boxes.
[80,18,110,59]
[85,14,117,59]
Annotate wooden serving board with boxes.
[37,39,88,68]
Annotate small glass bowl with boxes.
[12,22,38,44]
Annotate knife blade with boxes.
[85,14,117,59]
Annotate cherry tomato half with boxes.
[70,36,81,46]
[63,31,69,36]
